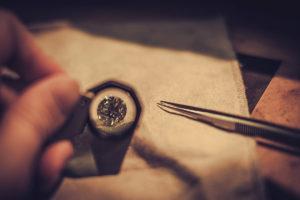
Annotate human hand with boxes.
[0,10,79,199]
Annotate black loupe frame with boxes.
[88,81,141,140]
[48,81,142,177]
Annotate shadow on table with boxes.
[238,54,281,113]
[265,179,300,200]
[4,2,299,80]
[5,2,237,61]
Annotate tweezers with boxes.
[157,101,300,148]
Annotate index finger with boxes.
[0,10,64,83]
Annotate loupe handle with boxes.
[48,95,91,143]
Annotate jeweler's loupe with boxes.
[49,81,141,177]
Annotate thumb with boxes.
[0,73,79,194]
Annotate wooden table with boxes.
[227,7,300,199]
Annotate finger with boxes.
[0,74,79,191]
[37,140,73,193]
[0,10,64,83]
[0,83,19,107]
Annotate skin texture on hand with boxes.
[0,10,80,199]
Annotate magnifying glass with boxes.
[49,81,141,177]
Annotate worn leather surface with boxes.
[252,63,300,199]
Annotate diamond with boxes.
[97,96,127,127]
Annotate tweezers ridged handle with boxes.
[235,122,300,147]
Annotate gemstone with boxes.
[97,96,127,127]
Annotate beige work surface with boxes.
[34,17,264,200]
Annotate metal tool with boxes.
[157,101,300,148]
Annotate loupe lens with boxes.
[89,87,137,138]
